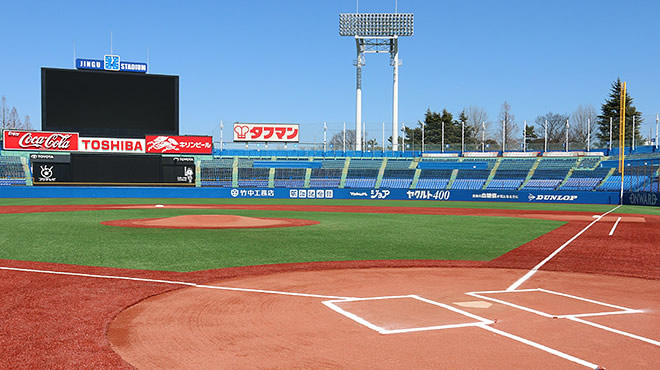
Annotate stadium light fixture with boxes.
[340,13,414,151]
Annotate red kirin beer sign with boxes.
[2,130,79,151]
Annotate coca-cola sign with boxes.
[145,135,212,154]
[3,130,79,152]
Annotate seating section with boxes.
[273,168,306,188]
[200,158,233,187]
[237,168,269,187]
[345,168,378,188]
[450,169,489,190]
[380,169,415,189]
[598,175,648,191]
[0,156,26,186]
[309,168,341,188]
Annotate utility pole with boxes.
[482,121,485,152]
[523,120,527,152]
[609,117,613,152]
[565,119,569,152]
[502,120,506,152]
[544,120,548,152]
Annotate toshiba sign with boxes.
[78,137,146,153]
[3,130,79,151]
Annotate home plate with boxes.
[453,301,493,308]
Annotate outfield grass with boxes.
[0,197,657,215]
[0,207,563,272]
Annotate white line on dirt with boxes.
[608,217,622,236]
[506,205,622,291]
[0,266,352,300]
[566,317,660,347]
[477,324,601,369]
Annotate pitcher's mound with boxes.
[101,215,320,229]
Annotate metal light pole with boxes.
[632,116,636,151]
[422,122,425,153]
[442,120,445,153]
[609,117,613,152]
[343,121,346,152]
[587,118,591,152]
[502,120,506,152]
[481,121,485,152]
[544,119,548,152]
[523,120,527,152]
[340,13,414,152]
[655,113,660,150]
[402,122,406,153]
[461,119,465,153]
[565,119,569,152]
[323,121,327,152]
[219,121,224,152]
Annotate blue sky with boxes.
[1,0,659,144]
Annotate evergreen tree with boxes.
[596,78,643,146]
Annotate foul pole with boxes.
[619,82,626,203]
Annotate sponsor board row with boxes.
[624,192,659,206]
[3,130,212,154]
[224,188,617,204]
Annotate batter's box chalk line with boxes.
[465,288,642,319]
[322,294,494,335]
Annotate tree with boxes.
[7,107,21,129]
[329,129,357,151]
[497,101,518,150]
[571,105,597,147]
[23,115,32,130]
[464,105,490,144]
[534,112,569,143]
[596,78,643,147]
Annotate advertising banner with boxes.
[233,123,299,142]
[623,192,659,206]
[3,130,79,152]
[78,137,146,153]
[146,135,212,154]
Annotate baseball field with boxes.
[1,198,658,368]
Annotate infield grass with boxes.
[0,208,563,272]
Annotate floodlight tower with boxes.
[340,13,414,151]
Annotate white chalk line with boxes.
[609,217,622,236]
[477,324,601,369]
[0,266,352,300]
[467,288,658,346]
[506,205,622,291]
[322,295,493,335]
[566,316,660,347]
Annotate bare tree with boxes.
[534,112,569,143]
[571,105,597,145]
[497,101,518,150]
[329,129,357,151]
[23,115,32,130]
[7,107,21,129]
[464,105,490,143]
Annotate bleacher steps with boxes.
[482,158,502,190]
[411,168,422,189]
[597,168,616,190]
[232,157,239,188]
[447,169,459,189]
[339,157,350,188]
[20,157,33,186]
[409,157,420,169]
[375,158,388,189]
[304,168,312,188]
[558,166,576,189]
[268,168,275,188]
[519,157,541,190]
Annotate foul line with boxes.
[506,205,622,291]
[608,217,622,236]
[478,324,601,369]
[566,317,660,347]
[0,266,352,300]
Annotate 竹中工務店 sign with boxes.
[233,123,299,142]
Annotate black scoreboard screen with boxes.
[41,68,179,138]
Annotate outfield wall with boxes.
[623,192,660,207]
[0,186,619,204]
